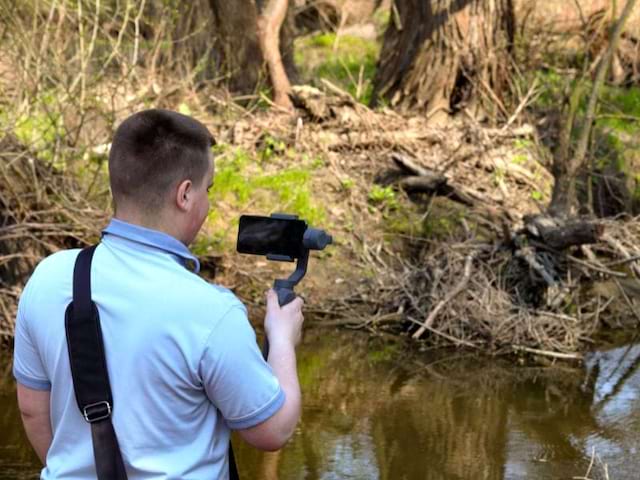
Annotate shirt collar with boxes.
[102,218,200,273]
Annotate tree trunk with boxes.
[371,0,515,125]
[208,0,298,96]
[258,0,294,110]
[207,0,264,93]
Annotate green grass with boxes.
[368,185,397,207]
[535,70,640,135]
[534,71,640,194]
[1,91,65,167]
[534,70,566,108]
[597,86,640,134]
[199,144,327,252]
[295,32,380,105]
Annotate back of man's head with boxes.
[108,109,214,213]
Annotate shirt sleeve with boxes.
[13,279,51,391]
[199,306,285,430]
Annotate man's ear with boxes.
[175,179,193,212]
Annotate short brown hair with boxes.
[108,109,214,212]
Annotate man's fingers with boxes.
[289,296,304,310]
[266,289,279,314]
[266,290,304,310]
[281,296,303,315]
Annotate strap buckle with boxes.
[82,401,112,423]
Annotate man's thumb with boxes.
[266,289,279,313]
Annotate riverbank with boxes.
[1,0,640,359]
[2,92,640,360]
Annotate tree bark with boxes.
[257,0,294,110]
[207,0,298,97]
[207,0,263,93]
[372,0,515,125]
[538,222,604,250]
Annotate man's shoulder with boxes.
[30,248,81,282]
[184,276,245,314]
[18,249,81,316]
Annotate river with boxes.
[1,329,639,479]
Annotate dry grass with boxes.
[0,135,105,340]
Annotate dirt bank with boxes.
[2,83,639,359]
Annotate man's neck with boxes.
[113,209,186,245]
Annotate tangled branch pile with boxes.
[0,135,104,341]
[324,216,640,358]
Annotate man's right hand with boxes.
[264,289,304,348]
[237,289,304,451]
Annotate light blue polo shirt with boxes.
[13,219,285,479]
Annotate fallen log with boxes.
[391,152,432,176]
[389,152,476,206]
[524,216,604,250]
[399,174,447,192]
[539,221,604,250]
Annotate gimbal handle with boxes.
[261,283,296,359]
[262,252,308,359]
[274,280,297,306]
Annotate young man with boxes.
[13,109,304,478]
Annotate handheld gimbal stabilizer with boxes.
[236,213,332,356]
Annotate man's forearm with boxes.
[267,339,301,441]
[21,414,52,463]
[17,384,52,464]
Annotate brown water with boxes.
[1,329,639,479]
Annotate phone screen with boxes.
[237,215,307,258]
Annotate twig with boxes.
[408,317,478,348]
[602,233,640,277]
[572,0,637,193]
[513,345,583,360]
[573,447,596,480]
[501,77,539,131]
[613,277,640,326]
[412,254,474,339]
[604,254,640,268]
[568,255,628,278]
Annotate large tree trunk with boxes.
[258,0,294,110]
[372,0,515,125]
[208,0,264,93]
[208,0,297,97]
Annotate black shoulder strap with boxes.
[65,245,128,480]
[229,442,240,479]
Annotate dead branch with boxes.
[602,233,640,277]
[412,253,474,339]
[512,345,583,360]
[399,175,448,193]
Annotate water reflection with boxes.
[0,358,39,479]
[1,331,638,479]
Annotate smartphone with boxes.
[237,215,307,259]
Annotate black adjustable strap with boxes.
[65,245,127,480]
